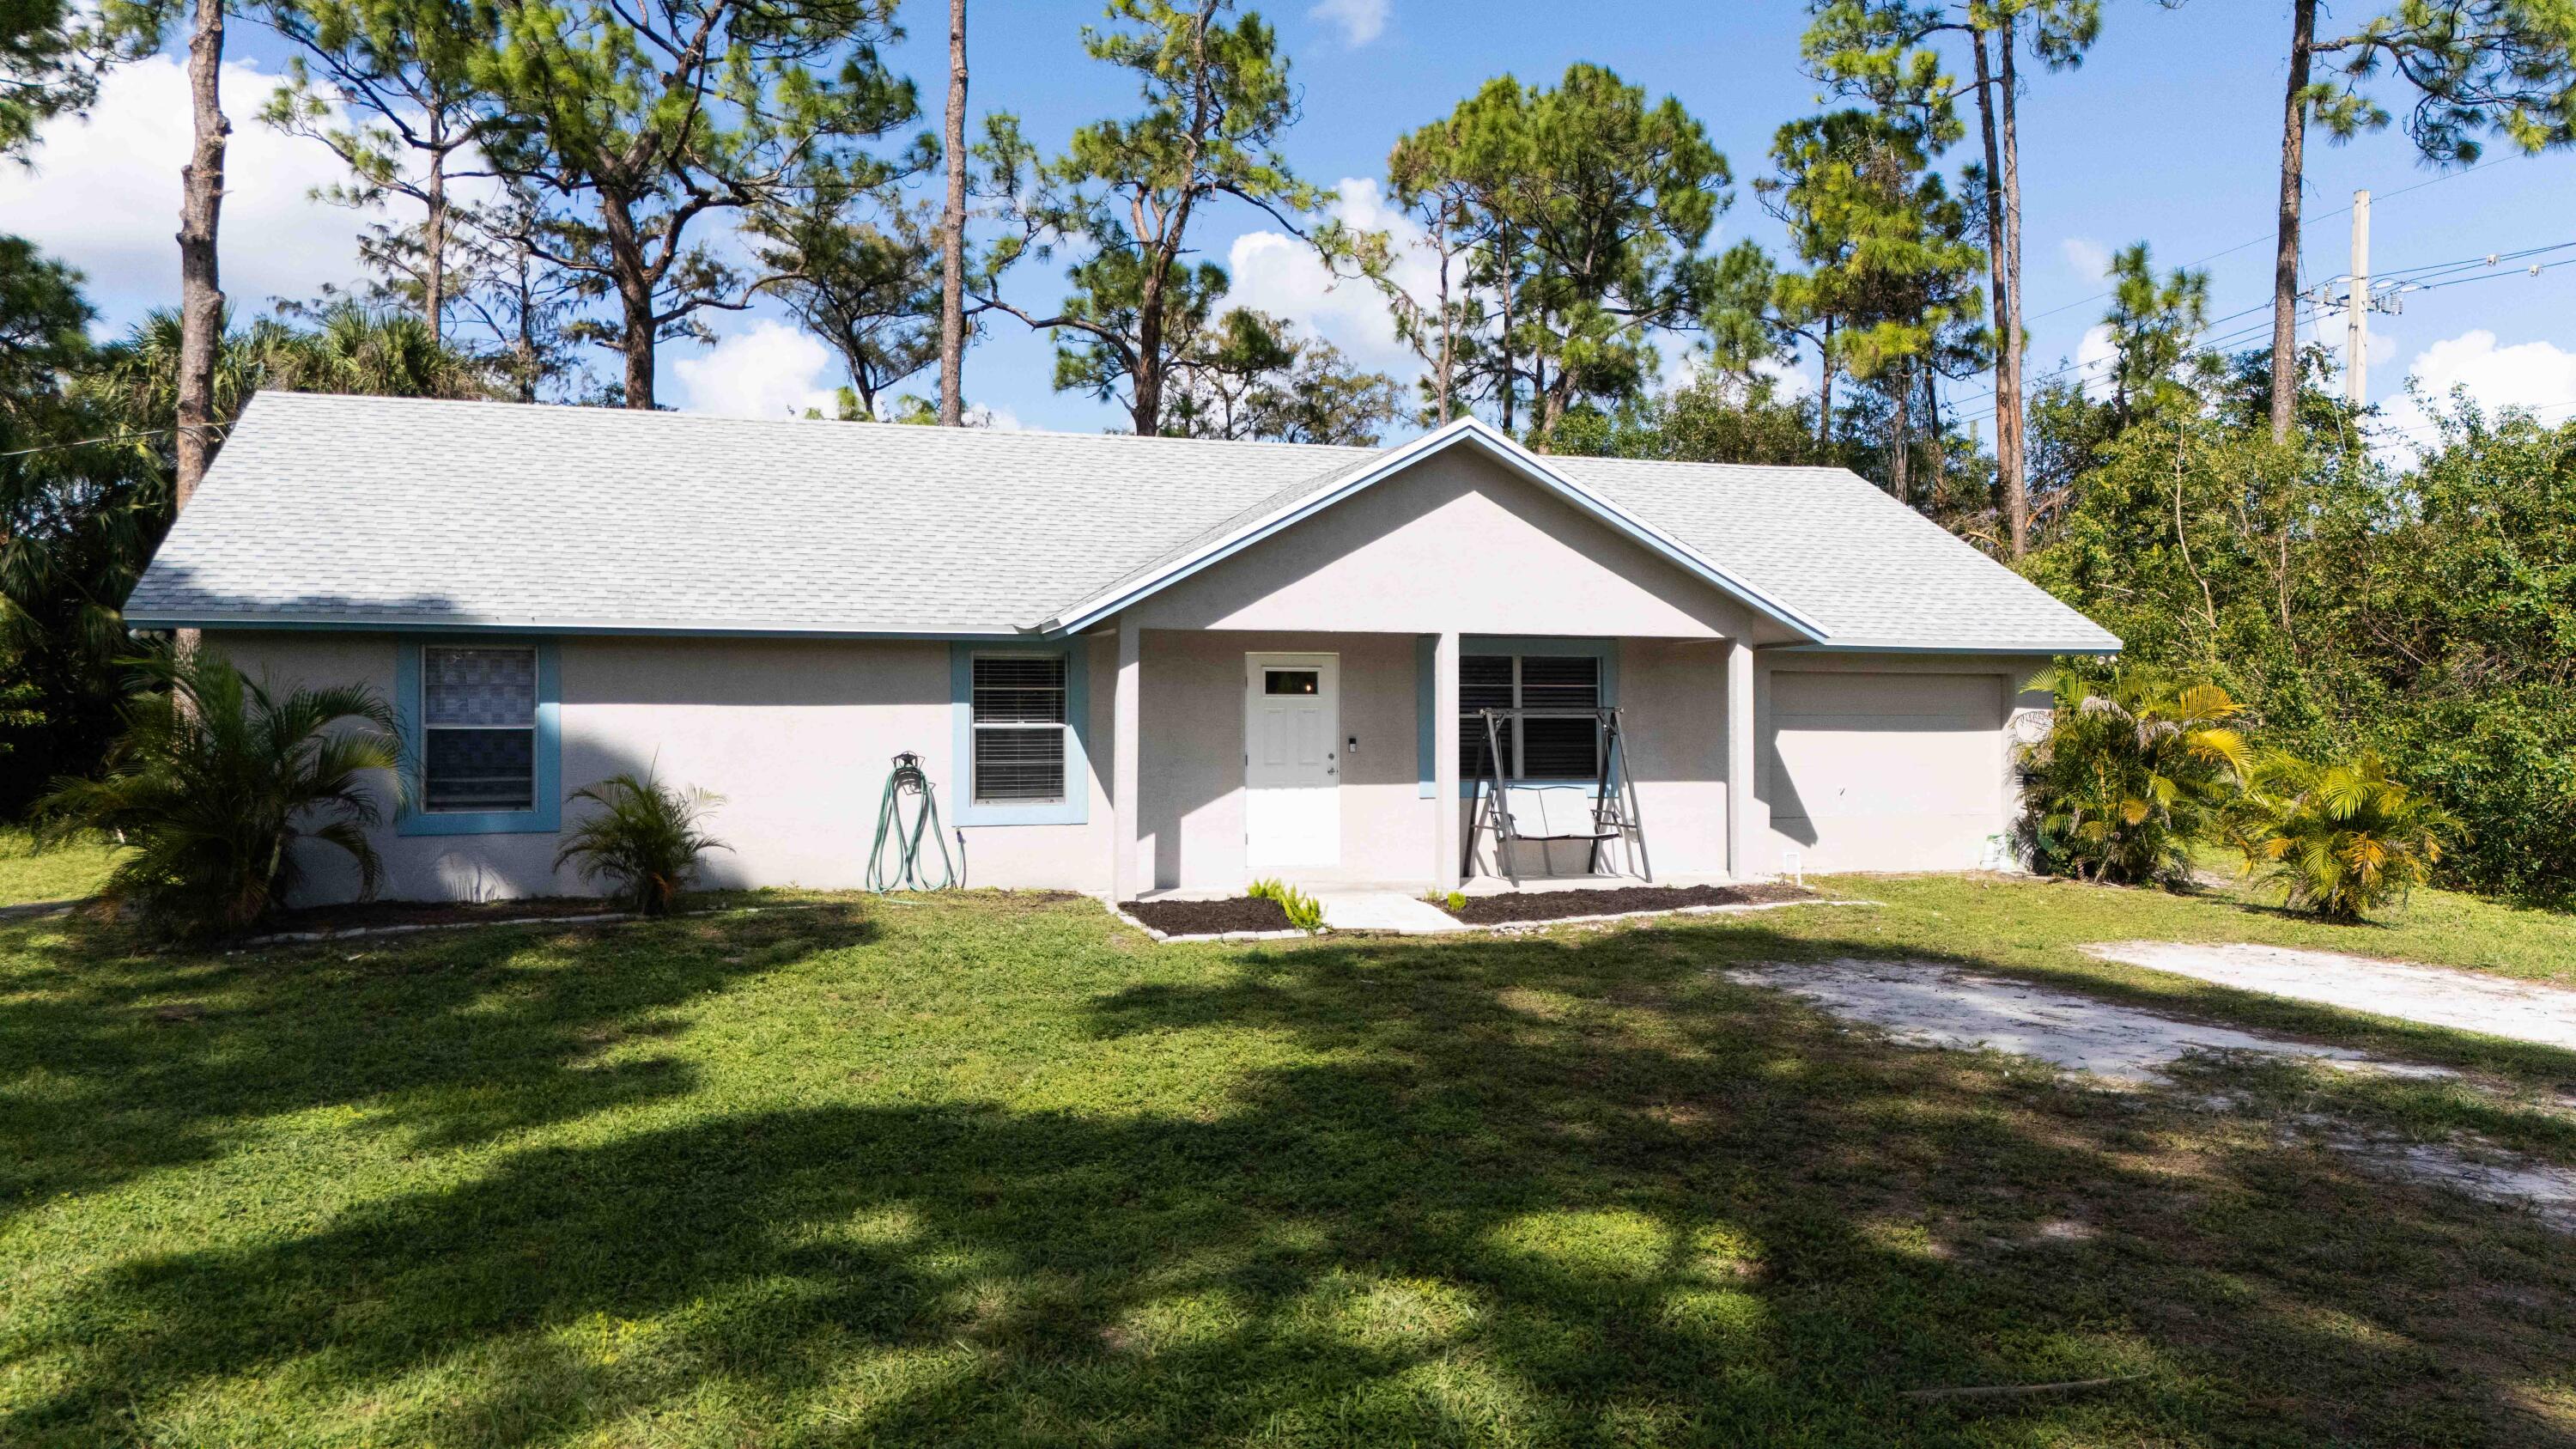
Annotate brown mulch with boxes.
[1440,881,1817,926]
[1119,896,1293,936]
[265,896,627,935]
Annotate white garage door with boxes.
[1766,672,2005,874]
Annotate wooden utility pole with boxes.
[938,0,969,426]
[174,0,229,510]
[2345,188,2370,409]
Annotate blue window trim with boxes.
[951,641,1091,825]
[396,638,562,836]
[1419,636,1619,797]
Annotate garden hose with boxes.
[866,752,959,892]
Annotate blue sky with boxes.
[9,0,2576,445]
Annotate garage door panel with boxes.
[1767,672,2004,872]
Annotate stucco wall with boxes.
[202,630,1115,903]
[1122,446,1795,646]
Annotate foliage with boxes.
[555,770,729,916]
[748,178,941,417]
[1243,874,1323,931]
[471,0,923,408]
[2024,390,2576,907]
[2013,661,2251,887]
[33,649,404,940]
[1162,308,1398,444]
[974,0,1314,435]
[1382,64,1729,446]
[2223,747,2458,922]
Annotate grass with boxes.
[0,828,118,910]
[3,874,2574,1446]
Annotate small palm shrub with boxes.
[2014,663,2251,887]
[34,649,404,941]
[2222,749,2458,922]
[555,771,729,916]
[1247,877,1324,931]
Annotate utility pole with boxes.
[2345,188,2371,410]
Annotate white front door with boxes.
[1244,653,1340,871]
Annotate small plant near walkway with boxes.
[33,649,404,941]
[1246,876,1324,931]
[2224,748,2460,922]
[554,770,729,916]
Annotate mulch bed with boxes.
[1440,880,1816,926]
[1119,896,1293,936]
[265,896,627,935]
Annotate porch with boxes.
[1091,626,1764,898]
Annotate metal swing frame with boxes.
[1460,705,1650,886]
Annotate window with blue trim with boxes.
[950,642,1089,825]
[398,640,561,835]
[1464,652,1602,781]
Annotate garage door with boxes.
[1765,672,2005,874]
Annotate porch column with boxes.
[1725,638,1758,880]
[1432,630,1461,889]
[1112,616,1142,900]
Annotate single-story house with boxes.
[124,392,2119,903]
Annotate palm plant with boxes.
[554,771,729,916]
[2014,662,2251,887]
[34,649,405,940]
[2223,750,2458,922]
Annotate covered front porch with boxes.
[1097,626,1765,898]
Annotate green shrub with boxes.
[1247,877,1324,932]
[2013,662,2251,887]
[555,770,729,916]
[2222,749,2458,922]
[33,649,404,941]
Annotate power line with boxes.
[2018,156,2512,327]
[0,428,175,460]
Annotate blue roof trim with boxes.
[137,615,1031,642]
[1036,419,1832,642]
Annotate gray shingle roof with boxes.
[126,391,2117,652]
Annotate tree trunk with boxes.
[1496,230,1516,435]
[1432,218,1455,423]
[173,0,228,512]
[424,140,447,342]
[938,0,969,425]
[1888,362,1913,503]
[1924,364,1947,509]
[1817,318,1836,450]
[2270,0,2317,443]
[1979,16,2030,559]
[599,194,658,409]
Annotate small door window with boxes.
[1263,670,1321,696]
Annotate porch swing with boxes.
[1460,706,1650,887]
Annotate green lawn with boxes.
[0,829,119,910]
[3,876,2574,1446]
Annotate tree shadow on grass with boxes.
[0,904,878,1215]
[4,911,2574,1446]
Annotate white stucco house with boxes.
[124,392,2118,903]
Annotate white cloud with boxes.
[1224,176,1425,378]
[1309,0,1389,46]
[1,56,374,326]
[2375,328,2576,451]
[2060,237,2111,281]
[2074,322,2117,399]
[668,320,846,419]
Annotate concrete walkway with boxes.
[1312,889,1467,935]
[2087,941,2576,1051]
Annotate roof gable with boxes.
[1038,417,1828,640]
